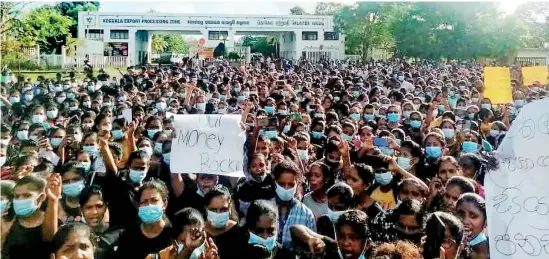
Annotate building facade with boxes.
[77,12,345,66]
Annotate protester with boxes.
[1,56,545,259]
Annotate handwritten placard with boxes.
[170,114,246,177]
[485,98,549,259]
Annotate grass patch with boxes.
[11,67,124,81]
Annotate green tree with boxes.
[163,35,188,53]
[56,2,100,37]
[241,36,276,56]
[314,2,344,15]
[14,6,74,53]
[151,34,167,53]
[290,6,307,15]
[515,2,549,48]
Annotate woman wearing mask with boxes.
[203,184,242,258]
[440,119,458,156]
[486,121,507,149]
[419,132,447,180]
[456,193,489,259]
[234,154,276,217]
[50,223,95,259]
[240,200,296,259]
[116,179,172,258]
[79,185,123,259]
[427,175,475,213]
[316,182,355,239]
[58,162,86,223]
[0,180,16,250]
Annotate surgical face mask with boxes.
[297,149,308,160]
[264,106,274,114]
[0,156,6,167]
[154,142,163,154]
[56,97,66,104]
[82,101,91,108]
[275,183,296,201]
[139,146,153,157]
[471,97,479,103]
[32,114,45,123]
[17,130,29,140]
[196,102,206,111]
[237,95,246,101]
[349,113,361,121]
[129,169,147,183]
[112,130,124,140]
[314,113,325,119]
[402,111,412,119]
[397,156,412,170]
[311,131,323,139]
[481,103,492,110]
[363,114,375,121]
[283,124,291,134]
[0,200,9,213]
[387,113,400,123]
[9,97,20,103]
[341,133,353,142]
[380,147,395,156]
[514,99,525,108]
[248,231,276,251]
[425,146,442,159]
[62,180,85,197]
[155,102,167,111]
[138,204,163,224]
[375,172,393,186]
[277,109,288,115]
[46,110,58,119]
[261,130,278,139]
[147,129,160,139]
[327,208,347,223]
[410,120,422,129]
[82,145,98,156]
[67,93,75,99]
[461,141,479,153]
[490,129,502,137]
[100,124,112,131]
[441,128,455,139]
[50,137,63,147]
[207,210,230,228]
[13,198,38,217]
[24,94,33,101]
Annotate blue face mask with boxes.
[349,113,361,121]
[275,183,296,201]
[282,124,291,134]
[138,204,164,224]
[50,137,63,147]
[82,145,98,156]
[163,153,171,164]
[154,142,163,154]
[112,130,125,140]
[262,130,278,139]
[387,113,400,123]
[147,129,160,139]
[341,133,353,142]
[237,95,246,101]
[129,169,146,183]
[248,231,276,251]
[327,208,347,223]
[425,146,442,159]
[468,232,487,247]
[0,200,9,213]
[311,131,323,139]
[13,198,38,217]
[264,106,274,114]
[481,103,492,110]
[207,210,230,228]
[375,172,393,186]
[438,105,445,112]
[380,147,395,156]
[461,141,479,153]
[62,180,85,197]
[364,114,375,121]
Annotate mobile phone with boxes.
[291,113,302,121]
[277,80,285,86]
[258,117,269,127]
[373,137,389,147]
[268,117,279,127]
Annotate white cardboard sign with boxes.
[485,98,549,259]
[170,114,246,177]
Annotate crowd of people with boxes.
[0,57,546,259]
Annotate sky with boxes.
[24,0,527,16]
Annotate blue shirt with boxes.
[277,198,316,248]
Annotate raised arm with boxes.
[43,173,61,242]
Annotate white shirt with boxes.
[400,80,415,92]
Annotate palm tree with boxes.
[151,34,167,53]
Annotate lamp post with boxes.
[219,34,229,57]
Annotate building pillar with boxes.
[146,31,152,64]
[128,29,137,66]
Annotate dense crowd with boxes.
[0,57,546,259]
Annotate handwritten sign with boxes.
[483,67,513,104]
[170,115,245,177]
[522,66,548,86]
[485,98,549,259]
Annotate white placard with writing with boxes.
[485,98,549,259]
[170,114,245,177]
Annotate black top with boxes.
[316,215,336,240]
[96,173,139,228]
[93,225,125,259]
[2,219,49,259]
[114,221,172,259]
[210,226,247,259]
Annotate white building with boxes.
[77,12,345,66]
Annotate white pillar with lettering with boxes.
[146,31,152,64]
[128,28,137,66]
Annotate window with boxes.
[302,31,318,41]
[110,30,129,40]
[86,29,104,40]
[208,31,228,40]
[324,32,339,41]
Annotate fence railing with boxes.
[36,55,129,68]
